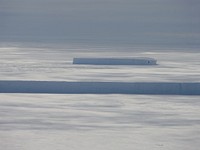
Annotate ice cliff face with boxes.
[0,81,199,95]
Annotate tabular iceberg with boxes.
[73,57,157,65]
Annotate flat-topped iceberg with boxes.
[73,57,157,65]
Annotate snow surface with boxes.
[0,45,200,150]
[0,46,200,82]
[0,94,200,150]
[73,57,157,65]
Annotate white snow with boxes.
[0,94,200,150]
[0,46,200,150]
[0,47,200,82]
[73,57,157,65]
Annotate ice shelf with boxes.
[0,81,199,95]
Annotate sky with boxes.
[0,0,200,46]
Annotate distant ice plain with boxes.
[0,45,200,150]
[0,46,200,82]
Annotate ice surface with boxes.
[73,57,157,65]
[0,46,200,82]
[0,94,200,150]
[0,45,200,150]
[1,0,200,148]
[0,81,200,95]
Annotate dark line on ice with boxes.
[0,81,200,95]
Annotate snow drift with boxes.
[73,57,157,65]
[0,81,199,95]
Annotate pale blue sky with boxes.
[1,0,200,46]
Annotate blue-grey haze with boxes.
[0,0,200,47]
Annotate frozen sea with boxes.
[0,43,200,150]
